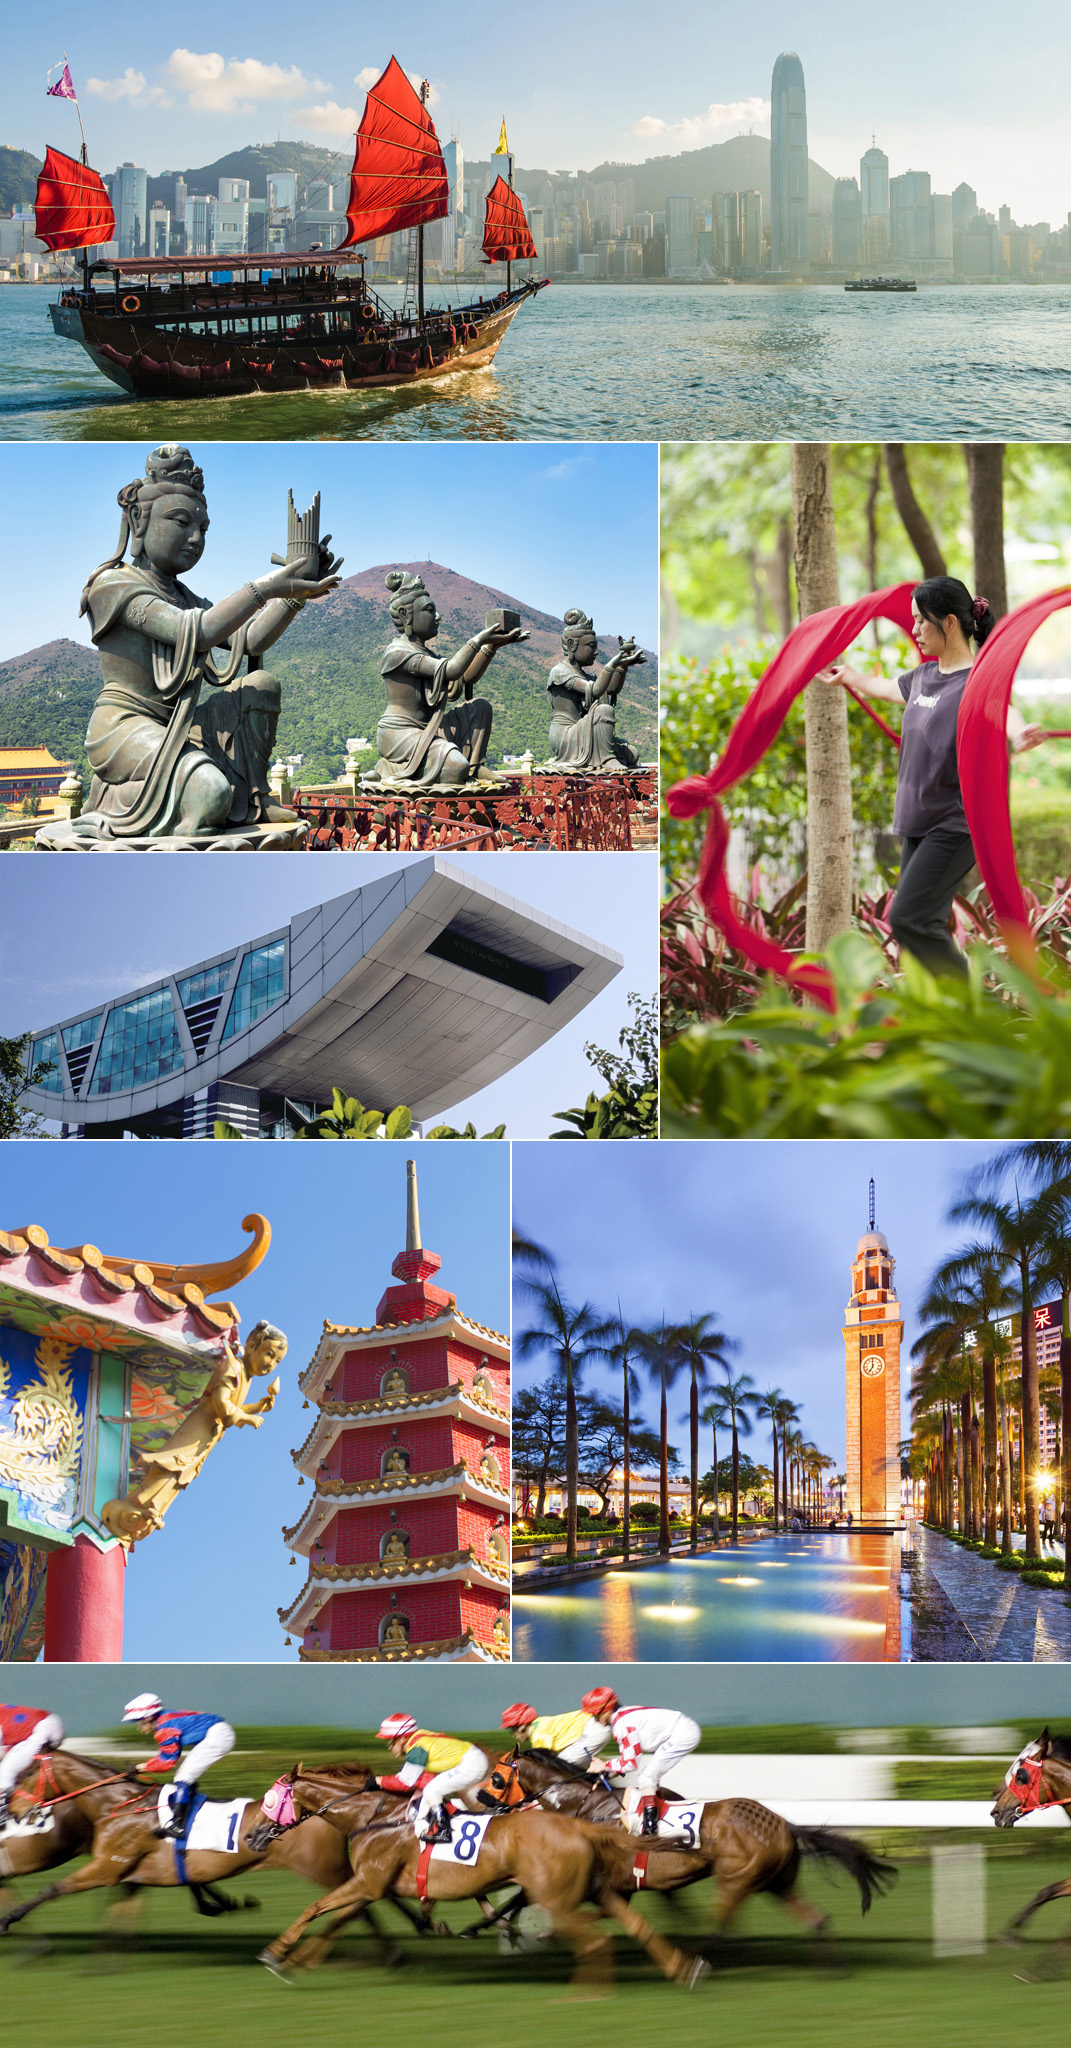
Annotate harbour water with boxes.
[2,281,1068,442]
[511,1532,895,1663]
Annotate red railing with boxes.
[290,771,657,853]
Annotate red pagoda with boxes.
[280,1161,510,1661]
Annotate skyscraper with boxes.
[770,52,809,272]
[665,192,697,274]
[860,142,890,264]
[832,178,862,268]
[113,162,148,260]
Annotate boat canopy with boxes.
[338,56,449,249]
[34,146,115,252]
[482,176,537,263]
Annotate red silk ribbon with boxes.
[665,581,1071,1006]
[665,582,917,1010]
[958,586,1071,954]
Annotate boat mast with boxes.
[506,146,513,296]
[417,77,429,328]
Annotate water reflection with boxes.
[512,1531,895,1663]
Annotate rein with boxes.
[29,1761,139,1810]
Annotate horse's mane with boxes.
[301,1762,379,1783]
[525,1747,601,1781]
[54,1749,144,1782]
[1045,1732,1071,1763]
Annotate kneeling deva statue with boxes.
[367,569,528,789]
[39,444,341,848]
[546,609,646,773]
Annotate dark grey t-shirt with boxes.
[893,661,971,838]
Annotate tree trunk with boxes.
[565,1368,578,1564]
[622,1371,631,1565]
[689,1368,699,1553]
[792,444,854,953]
[710,1422,720,1541]
[865,455,882,647]
[963,444,1008,620]
[983,1347,998,1548]
[882,444,948,576]
[960,1388,972,1537]
[771,1424,779,1532]
[1061,1294,1071,1587]
[1019,1268,1040,1556]
[658,1372,670,1556]
[999,1373,1012,1553]
[731,1422,740,1542]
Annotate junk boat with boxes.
[844,276,917,292]
[37,58,548,400]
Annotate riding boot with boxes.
[0,1792,11,1828]
[425,1804,452,1844]
[156,1784,194,1840]
[639,1796,660,1838]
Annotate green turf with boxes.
[1,1842,1068,2048]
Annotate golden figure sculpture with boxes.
[384,1447,409,1475]
[382,1614,409,1645]
[382,1530,409,1561]
[479,1450,501,1487]
[382,1369,409,1397]
[100,1320,287,1546]
[493,1609,510,1647]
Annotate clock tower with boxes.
[843,1181,904,1526]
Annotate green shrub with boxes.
[661,934,1071,1139]
[1010,786,1071,894]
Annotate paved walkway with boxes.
[906,1526,1071,1662]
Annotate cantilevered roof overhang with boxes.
[19,858,623,1130]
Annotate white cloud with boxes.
[631,97,770,150]
[293,101,360,136]
[355,65,440,109]
[165,49,327,115]
[542,456,593,481]
[87,69,169,106]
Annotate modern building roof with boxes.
[20,856,623,1132]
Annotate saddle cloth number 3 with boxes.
[661,1801,701,1846]
[429,1813,494,1864]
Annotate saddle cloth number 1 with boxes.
[429,1813,494,1864]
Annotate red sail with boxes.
[35,146,115,252]
[338,57,448,249]
[482,176,536,263]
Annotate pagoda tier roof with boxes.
[0,747,72,771]
[291,1379,508,1471]
[299,1307,509,1398]
[298,1629,509,1664]
[278,1544,510,1629]
[283,1461,510,1550]
[0,1225,242,1358]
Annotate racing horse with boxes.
[478,1748,895,1941]
[247,1763,713,1986]
[0,1749,360,1937]
[991,1730,1071,1962]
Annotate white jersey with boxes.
[604,1706,696,1775]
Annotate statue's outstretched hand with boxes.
[478,625,530,648]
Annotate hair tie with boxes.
[972,596,990,620]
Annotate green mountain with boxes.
[147,141,348,209]
[0,146,43,213]
[582,135,836,215]
[0,567,657,791]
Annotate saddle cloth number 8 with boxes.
[429,1813,494,1864]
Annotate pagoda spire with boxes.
[406,1158,422,1252]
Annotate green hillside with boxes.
[0,145,41,212]
[0,568,658,790]
[148,142,347,208]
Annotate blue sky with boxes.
[0,441,658,664]
[4,6,1065,221]
[0,852,658,1140]
[3,1142,509,1661]
[512,1139,1025,1476]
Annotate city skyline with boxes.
[3,7,1067,223]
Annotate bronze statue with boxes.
[45,447,341,847]
[367,570,528,789]
[100,1320,287,1547]
[545,609,645,773]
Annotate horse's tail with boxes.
[791,1828,897,1915]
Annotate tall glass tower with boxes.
[770,52,809,272]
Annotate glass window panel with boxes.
[176,961,234,1008]
[87,987,185,1095]
[221,941,286,1042]
[30,1032,62,1091]
[61,1013,102,1053]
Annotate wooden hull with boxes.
[49,283,545,400]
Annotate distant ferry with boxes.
[37,57,547,401]
[844,277,917,293]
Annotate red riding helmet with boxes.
[500,1703,537,1730]
[582,1687,619,1715]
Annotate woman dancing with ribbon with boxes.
[816,577,1049,975]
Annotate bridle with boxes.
[1005,1756,1071,1817]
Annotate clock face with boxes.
[861,1355,886,1377]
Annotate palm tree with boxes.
[716,1371,757,1542]
[515,1282,612,1564]
[699,1391,730,1540]
[776,1396,800,1529]
[673,1312,735,1552]
[606,1305,645,1564]
[637,1321,686,1555]
[920,1242,1014,1548]
[757,1386,787,1531]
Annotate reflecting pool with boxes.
[511,1533,894,1662]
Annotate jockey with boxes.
[581,1687,701,1837]
[0,1705,66,1827]
[376,1714,489,1845]
[123,1693,236,1841]
[500,1701,611,1769]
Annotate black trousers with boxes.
[889,828,977,977]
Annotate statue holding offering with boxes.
[42,446,342,848]
[367,570,528,789]
[545,609,646,773]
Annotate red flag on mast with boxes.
[338,57,448,249]
[34,146,115,251]
[482,176,536,263]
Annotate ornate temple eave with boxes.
[298,1629,510,1664]
[277,1545,510,1629]
[298,1312,509,1399]
[0,1229,237,1358]
[282,1462,511,1550]
[291,1381,509,1472]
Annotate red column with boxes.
[43,1535,126,1661]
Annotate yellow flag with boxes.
[494,119,509,155]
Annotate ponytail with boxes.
[913,575,995,646]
